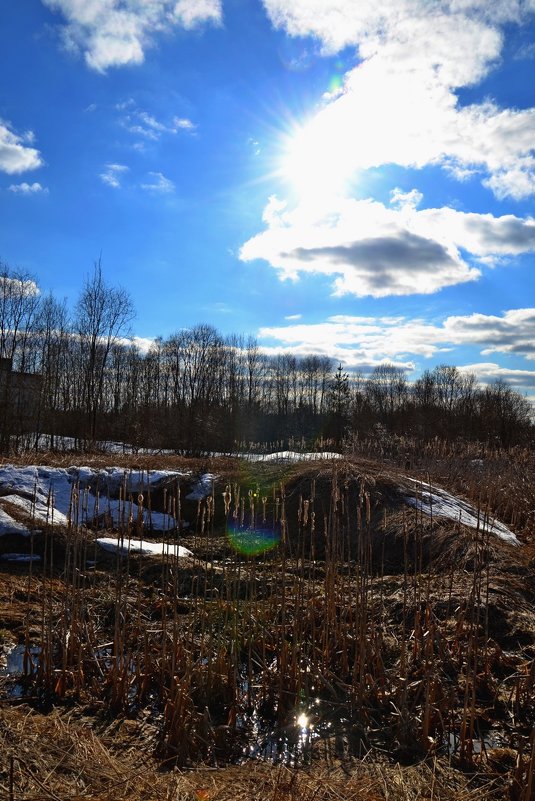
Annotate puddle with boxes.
[445,729,507,755]
[1,643,41,677]
[0,643,42,698]
[238,692,365,765]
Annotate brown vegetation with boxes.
[1,446,534,799]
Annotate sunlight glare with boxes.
[296,712,309,728]
[281,115,351,202]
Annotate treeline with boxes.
[0,261,532,453]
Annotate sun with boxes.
[280,114,352,202]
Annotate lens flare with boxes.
[296,712,309,728]
[227,521,280,556]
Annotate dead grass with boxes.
[1,447,535,800]
[0,704,514,801]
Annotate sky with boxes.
[1,0,535,397]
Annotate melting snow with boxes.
[0,553,41,562]
[96,536,193,558]
[0,507,30,536]
[404,478,518,545]
[244,451,342,463]
[0,465,189,532]
[1,493,68,526]
[186,473,217,500]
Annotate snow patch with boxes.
[1,493,68,526]
[186,473,216,501]
[0,507,30,536]
[0,465,190,532]
[404,479,518,545]
[244,451,342,463]
[0,553,41,563]
[96,536,193,558]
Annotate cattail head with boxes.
[223,486,231,515]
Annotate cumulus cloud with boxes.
[0,120,43,175]
[290,233,465,298]
[8,182,48,194]
[0,274,40,297]
[443,309,535,358]
[241,195,535,298]
[258,308,535,370]
[42,0,222,72]
[458,362,535,390]
[116,335,155,354]
[140,171,175,193]
[262,1,535,200]
[100,163,128,188]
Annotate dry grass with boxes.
[1,447,535,800]
[0,704,515,801]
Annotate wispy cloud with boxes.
[100,163,129,188]
[119,107,196,141]
[174,117,196,131]
[140,171,174,193]
[0,120,43,174]
[514,42,535,61]
[258,308,535,373]
[8,181,48,194]
[42,0,222,72]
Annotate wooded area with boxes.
[1,260,533,453]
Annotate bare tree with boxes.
[0,263,41,365]
[33,293,70,448]
[0,264,42,450]
[75,260,135,444]
[366,364,408,421]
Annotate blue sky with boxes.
[1,1,535,396]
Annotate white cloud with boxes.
[8,182,48,194]
[117,335,155,354]
[0,274,40,297]
[173,117,196,131]
[42,0,222,72]
[173,0,222,30]
[443,309,535,358]
[458,363,535,390]
[258,308,535,370]
[140,171,175,193]
[100,163,129,188]
[241,195,535,298]
[259,316,441,367]
[262,1,522,75]
[263,1,535,200]
[390,188,423,210]
[0,121,43,175]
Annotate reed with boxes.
[2,451,534,800]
